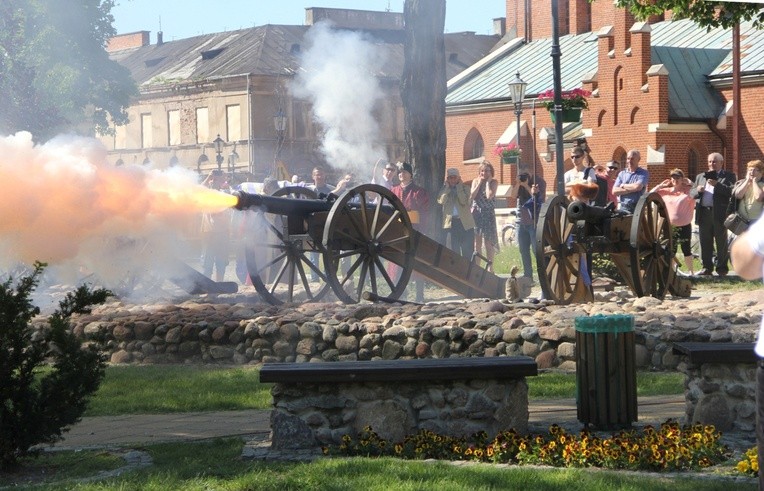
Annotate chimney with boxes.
[493,17,506,36]
[106,31,151,52]
[157,31,164,45]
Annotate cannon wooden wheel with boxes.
[245,186,331,305]
[322,184,414,303]
[535,194,592,304]
[629,192,673,299]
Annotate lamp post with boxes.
[507,72,527,172]
[213,134,225,172]
[273,109,287,157]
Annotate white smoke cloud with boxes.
[291,21,388,178]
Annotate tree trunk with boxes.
[402,0,447,236]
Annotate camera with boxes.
[519,173,529,182]
[704,170,718,180]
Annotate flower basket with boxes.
[493,143,521,165]
[550,108,582,123]
[538,88,590,123]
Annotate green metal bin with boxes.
[574,314,637,429]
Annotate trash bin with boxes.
[574,314,637,429]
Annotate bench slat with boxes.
[672,342,756,364]
[260,356,538,384]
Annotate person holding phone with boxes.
[689,152,737,276]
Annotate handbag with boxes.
[723,212,750,235]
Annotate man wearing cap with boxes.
[437,168,475,258]
[613,149,649,213]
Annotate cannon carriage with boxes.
[235,184,505,305]
[535,192,692,305]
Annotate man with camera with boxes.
[509,169,546,280]
[689,152,737,276]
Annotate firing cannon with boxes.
[234,184,505,305]
[535,193,691,305]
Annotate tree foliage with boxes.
[614,0,764,29]
[0,262,111,471]
[0,0,137,141]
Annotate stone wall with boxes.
[269,378,529,449]
[61,289,761,371]
[678,360,757,432]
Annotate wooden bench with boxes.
[672,342,756,432]
[261,356,538,450]
[672,342,756,364]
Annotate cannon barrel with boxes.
[233,190,333,215]
[567,200,616,223]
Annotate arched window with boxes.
[463,128,485,160]
[687,148,699,179]
[613,147,627,167]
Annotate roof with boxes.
[110,24,500,87]
[446,18,764,121]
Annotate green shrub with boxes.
[0,262,111,471]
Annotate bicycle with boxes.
[500,209,518,247]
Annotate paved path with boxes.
[54,395,689,449]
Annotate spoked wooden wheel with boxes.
[535,194,592,304]
[245,186,330,305]
[322,184,414,303]
[629,192,672,299]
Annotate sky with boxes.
[111,0,506,40]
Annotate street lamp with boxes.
[213,134,225,171]
[507,71,527,169]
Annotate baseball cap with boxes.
[397,162,413,174]
[446,168,459,177]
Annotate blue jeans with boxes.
[517,223,536,279]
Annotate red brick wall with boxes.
[444,3,764,196]
[107,31,150,52]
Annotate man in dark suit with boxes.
[689,152,737,276]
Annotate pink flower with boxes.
[537,88,591,110]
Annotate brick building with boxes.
[446,2,764,200]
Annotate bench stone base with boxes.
[269,378,529,449]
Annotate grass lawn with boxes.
[3,438,752,491]
[2,361,748,489]
[85,366,684,416]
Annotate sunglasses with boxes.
[384,168,396,171]
[572,155,583,159]
[608,167,618,170]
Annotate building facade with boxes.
[446,2,764,201]
[102,7,500,183]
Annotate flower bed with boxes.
[327,420,732,472]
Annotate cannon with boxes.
[234,184,505,304]
[534,193,692,304]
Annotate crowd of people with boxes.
[196,147,763,300]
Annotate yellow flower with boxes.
[738,460,751,473]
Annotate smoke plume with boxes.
[291,21,388,177]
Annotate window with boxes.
[167,110,180,146]
[114,124,127,150]
[294,102,310,139]
[226,105,241,141]
[141,113,152,149]
[196,107,209,144]
[472,135,485,159]
[687,148,699,179]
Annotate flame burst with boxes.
[0,132,237,266]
